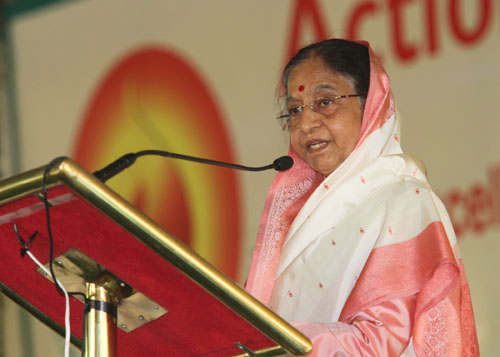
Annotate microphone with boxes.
[93,150,293,183]
[272,155,293,172]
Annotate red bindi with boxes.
[298,85,304,92]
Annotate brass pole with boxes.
[84,282,118,357]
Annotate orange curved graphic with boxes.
[73,47,240,278]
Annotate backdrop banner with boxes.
[2,0,498,355]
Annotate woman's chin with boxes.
[309,162,337,176]
[306,154,340,176]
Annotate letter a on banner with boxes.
[285,0,329,61]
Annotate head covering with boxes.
[246,41,479,355]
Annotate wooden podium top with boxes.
[0,158,311,356]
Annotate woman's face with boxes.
[287,58,364,176]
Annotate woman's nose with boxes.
[298,106,321,131]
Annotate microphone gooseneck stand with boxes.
[93,150,294,183]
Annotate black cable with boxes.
[42,157,67,296]
[68,291,86,299]
[13,224,38,257]
[41,157,87,299]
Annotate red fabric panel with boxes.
[340,221,458,320]
[0,186,275,355]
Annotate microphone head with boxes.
[273,156,294,171]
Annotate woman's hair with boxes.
[281,39,370,99]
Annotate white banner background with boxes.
[1,0,498,355]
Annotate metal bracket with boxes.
[37,248,167,332]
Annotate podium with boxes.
[0,158,312,356]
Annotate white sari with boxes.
[246,42,478,356]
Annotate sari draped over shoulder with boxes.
[245,43,479,356]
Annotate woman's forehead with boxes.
[287,59,354,95]
[286,84,338,102]
[286,81,354,103]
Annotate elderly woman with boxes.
[246,39,479,356]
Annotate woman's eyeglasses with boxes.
[276,94,366,130]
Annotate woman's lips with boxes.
[306,140,330,152]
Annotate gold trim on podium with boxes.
[0,157,313,355]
